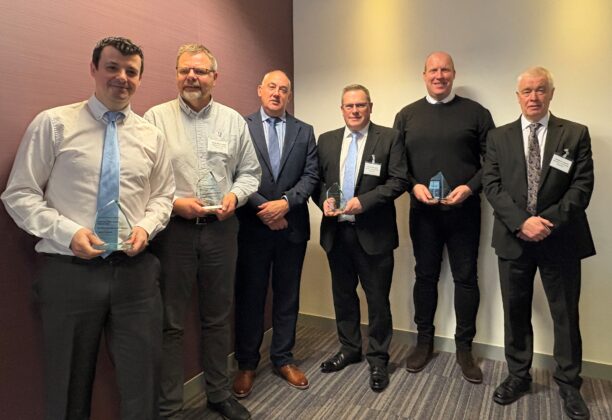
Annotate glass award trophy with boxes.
[93,199,133,250]
[197,171,223,210]
[326,182,345,212]
[428,171,451,200]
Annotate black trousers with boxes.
[499,248,583,389]
[235,229,307,369]
[150,216,239,418]
[326,223,394,367]
[35,251,162,420]
[409,202,481,350]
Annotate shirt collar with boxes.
[425,92,455,105]
[521,112,550,130]
[344,122,370,140]
[87,95,130,122]
[178,94,214,118]
[260,107,286,123]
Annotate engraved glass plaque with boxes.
[197,171,223,210]
[94,200,133,250]
[428,171,451,200]
[326,182,345,212]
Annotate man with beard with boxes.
[144,44,260,420]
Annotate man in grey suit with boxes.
[233,70,318,397]
[316,84,408,392]
[483,66,594,420]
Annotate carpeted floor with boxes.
[183,324,612,419]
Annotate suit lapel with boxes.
[539,114,564,187]
[508,118,528,197]
[278,114,299,176]
[247,113,274,176]
[328,129,344,186]
[356,123,381,188]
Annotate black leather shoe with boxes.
[369,365,389,392]
[456,350,483,383]
[405,342,433,372]
[207,397,251,420]
[560,387,590,420]
[320,351,362,373]
[493,375,530,405]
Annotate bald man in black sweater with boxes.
[393,52,494,383]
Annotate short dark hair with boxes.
[92,37,144,75]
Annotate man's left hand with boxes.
[441,185,472,206]
[343,197,363,215]
[124,226,149,256]
[257,199,289,224]
[216,192,238,221]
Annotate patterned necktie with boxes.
[97,111,122,248]
[526,122,541,215]
[267,117,281,179]
[342,132,359,202]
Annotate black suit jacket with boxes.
[316,123,408,255]
[483,114,595,260]
[236,111,319,243]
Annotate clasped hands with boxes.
[517,216,554,242]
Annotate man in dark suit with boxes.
[233,70,319,398]
[316,84,408,392]
[393,52,495,383]
[483,66,594,420]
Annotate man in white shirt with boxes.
[144,44,260,420]
[1,37,175,420]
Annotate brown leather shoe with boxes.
[232,370,256,398]
[275,364,309,389]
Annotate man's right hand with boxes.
[70,228,104,259]
[517,216,554,242]
[412,184,438,205]
[172,197,210,219]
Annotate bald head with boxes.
[258,70,292,117]
[422,51,456,101]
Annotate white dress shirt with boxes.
[1,95,175,255]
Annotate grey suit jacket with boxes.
[316,123,408,255]
[483,114,595,260]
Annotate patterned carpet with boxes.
[183,324,612,419]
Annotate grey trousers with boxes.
[151,216,239,419]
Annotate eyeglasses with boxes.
[342,102,369,111]
[176,67,216,77]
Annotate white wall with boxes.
[294,0,612,365]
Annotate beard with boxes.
[181,89,203,102]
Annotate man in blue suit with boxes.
[233,70,319,398]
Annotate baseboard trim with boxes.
[183,313,612,400]
[297,313,612,381]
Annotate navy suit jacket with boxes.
[236,111,319,243]
[483,114,595,260]
[316,123,408,255]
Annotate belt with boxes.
[42,251,132,265]
[175,214,218,226]
[338,221,356,227]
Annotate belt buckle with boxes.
[195,216,207,225]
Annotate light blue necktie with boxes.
[342,132,359,203]
[97,111,122,249]
[267,117,281,179]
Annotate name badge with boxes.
[550,153,572,173]
[209,138,229,154]
[364,162,381,177]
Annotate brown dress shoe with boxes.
[275,364,309,389]
[232,370,256,398]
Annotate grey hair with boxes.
[176,44,218,71]
[517,66,555,90]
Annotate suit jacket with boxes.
[236,111,319,243]
[482,114,595,260]
[316,123,408,255]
